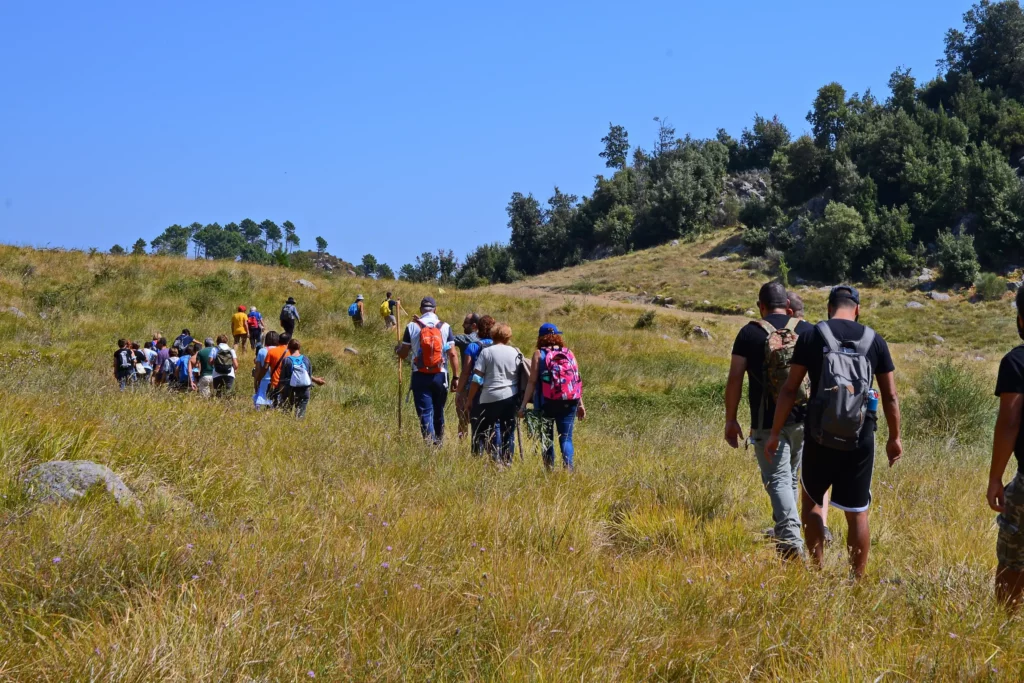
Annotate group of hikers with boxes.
[109,278,1024,601]
[113,297,322,417]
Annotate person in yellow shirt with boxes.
[231,305,249,353]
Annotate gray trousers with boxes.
[750,424,805,556]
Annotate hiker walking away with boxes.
[519,323,586,472]
[172,329,193,353]
[348,295,366,327]
[725,282,815,559]
[175,344,198,392]
[253,331,279,408]
[153,338,170,385]
[456,315,495,450]
[265,332,292,407]
[232,305,249,353]
[280,297,299,336]
[397,296,460,444]
[141,342,158,383]
[114,339,136,390]
[195,338,217,398]
[247,307,265,350]
[466,322,520,465]
[163,347,181,390]
[130,342,149,383]
[211,334,239,397]
[277,339,323,418]
[988,288,1024,608]
[454,314,480,355]
[767,285,902,578]
[381,292,400,331]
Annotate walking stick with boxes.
[516,416,525,462]
[397,305,402,430]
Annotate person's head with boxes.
[462,313,479,334]
[117,338,127,349]
[131,342,140,350]
[279,332,292,346]
[787,291,805,319]
[356,294,364,303]
[204,337,215,348]
[181,328,191,337]
[264,331,280,347]
[152,332,161,341]
[250,306,257,313]
[491,322,512,345]
[420,296,437,314]
[216,334,229,346]
[187,342,200,356]
[386,291,393,300]
[238,305,247,313]
[827,285,861,321]
[537,323,564,349]
[477,315,496,341]
[169,347,179,358]
[757,281,789,317]
[157,337,167,349]
[286,297,296,305]
[144,341,152,350]
[287,339,301,353]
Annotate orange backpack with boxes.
[414,320,445,374]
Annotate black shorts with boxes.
[801,417,877,513]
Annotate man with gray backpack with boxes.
[767,285,902,578]
[725,281,814,558]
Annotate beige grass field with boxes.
[0,237,1019,680]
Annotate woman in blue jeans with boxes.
[518,323,586,471]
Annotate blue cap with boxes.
[829,284,860,306]
[538,323,561,336]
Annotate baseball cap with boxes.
[828,285,860,306]
[538,323,561,336]
[420,296,436,310]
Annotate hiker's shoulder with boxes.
[1002,345,1024,368]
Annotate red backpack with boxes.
[540,347,582,402]
[247,314,260,329]
[414,320,445,374]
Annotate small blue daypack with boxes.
[348,302,359,317]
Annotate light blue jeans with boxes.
[750,424,805,556]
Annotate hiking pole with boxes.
[516,416,525,463]
[397,304,403,430]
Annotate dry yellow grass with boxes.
[0,242,1019,680]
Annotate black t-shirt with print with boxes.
[996,345,1024,465]
[731,314,814,429]
[792,319,896,398]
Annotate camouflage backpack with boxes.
[751,318,810,428]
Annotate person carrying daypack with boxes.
[232,305,249,353]
[456,315,495,451]
[766,285,903,579]
[176,344,197,392]
[396,296,460,444]
[211,334,238,397]
[277,338,322,418]
[113,339,136,390]
[246,306,264,350]
[172,329,193,353]
[161,347,179,389]
[466,322,520,465]
[348,295,365,327]
[195,338,217,397]
[380,292,399,330]
[279,297,299,336]
[725,281,814,559]
[519,323,586,472]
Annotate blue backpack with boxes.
[348,302,359,317]
[177,357,191,383]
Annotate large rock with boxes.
[693,326,713,340]
[928,292,951,302]
[2,306,26,318]
[295,279,317,290]
[916,268,935,283]
[22,461,139,509]
[906,301,925,309]
[343,347,359,355]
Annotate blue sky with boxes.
[0,0,969,269]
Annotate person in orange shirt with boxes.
[231,305,249,353]
[264,332,292,406]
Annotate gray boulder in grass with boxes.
[22,461,140,509]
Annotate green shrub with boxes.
[936,231,979,286]
[777,255,790,287]
[720,196,742,227]
[803,202,869,281]
[741,227,769,256]
[864,257,888,287]
[634,310,657,329]
[907,360,996,441]
[974,272,1006,301]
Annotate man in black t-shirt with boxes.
[726,281,814,558]
[113,338,136,390]
[989,287,1024,607]
[767,285,903,578]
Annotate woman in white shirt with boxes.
[466,322,522,465]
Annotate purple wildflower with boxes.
[381,562,390,569]
[52,557,61,564]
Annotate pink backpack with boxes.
[540,347,582,402]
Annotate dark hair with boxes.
[157,337,167,348]
[288,339,301,352]
[477,315,496,340]
[144,341,152,350]
[464,312,480,326]
[182,329,191,336]
[787,291,804,317]
[264,331,280,347]
[279,332,292,345]
[537,333,564,349]
[386,291,392,298]
[758,281,789,310]
[216,334,229,345]
[131,342,140,350]
[117,338,127,348]
[1017,288,1024,318]
[169,347,179,357]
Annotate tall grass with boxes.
[905,359,997,442]
[0,244,1021,679]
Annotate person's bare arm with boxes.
[990,393,1024,512]
[456,354,473,396]
[447,345,460,380]
[724,355,747,448]
[875,371,903,466]
[764,364,808,461]
[519,350,542,414]
[467,379,481,406]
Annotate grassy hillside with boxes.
[0,243,1020,680]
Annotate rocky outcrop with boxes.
[22,461,140,509]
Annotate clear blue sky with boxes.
[0,0,969,269]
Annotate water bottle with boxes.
[867,389,879,414]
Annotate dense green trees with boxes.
[457,1,1024,287]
